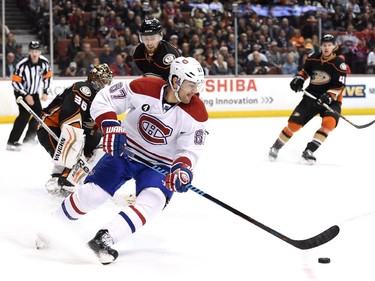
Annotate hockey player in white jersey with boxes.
[45,57,208,264]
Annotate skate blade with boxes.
[268,155,277,162]
[300,157,316,165]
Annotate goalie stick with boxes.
[16,96,91,184]
[125,150,340,250]
[303,90,375,129]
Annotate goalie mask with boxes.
[168,57,205,101]
[88,63,113,91]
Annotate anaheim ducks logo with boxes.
[310,70,331,85]
[138,113,173,144]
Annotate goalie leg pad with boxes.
[67,158,92,186]
[53,124,85,169]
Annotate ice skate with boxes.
[268,139,283,161]
[45,174,74,197]
[6,142,22,151]
[301,149,316,165]
[88,229,118,265]
[23,138,38,146]
[268,146,280,161]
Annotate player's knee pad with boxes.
[322,115,337,131]
[287,121,303,134]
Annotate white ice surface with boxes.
[1,115,375,281]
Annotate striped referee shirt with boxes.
[12,55,52,96]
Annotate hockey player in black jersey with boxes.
[133,18,180,81]
[269,34,347,164]
[37,64,113,196]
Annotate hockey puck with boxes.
[318,257,330,264]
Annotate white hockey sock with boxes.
[105,188,166,244]
[58,182,111,221]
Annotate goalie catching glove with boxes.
[317,92,333,105]
[102,120,126,157]
[165,162,193,193]
[290,75,305,92]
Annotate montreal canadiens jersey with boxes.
[91,77,208,168]
[300,52,347,102]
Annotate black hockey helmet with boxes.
[29,40,41,50]
[320,34,335,45]
[139,18,163,36]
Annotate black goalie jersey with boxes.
[133,40,181,81]
[299,52,347,103]
[41,81,99,133]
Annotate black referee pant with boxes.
[7,92,43,144]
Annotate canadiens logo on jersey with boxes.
[310,70,331,85]
[163,54,176,65]
[138,113,172,144]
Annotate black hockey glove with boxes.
[290,76,305,92]
[290,75,304,92]
[317,93,332,105]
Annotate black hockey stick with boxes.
[303,90,375,129]
[126,150,340,250]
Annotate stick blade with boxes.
[353,119,375,129]
[290,225,340,250]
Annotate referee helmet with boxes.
[29,41,41,50]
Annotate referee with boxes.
[6,41,52,151]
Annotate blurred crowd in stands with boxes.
[3,0,375,77]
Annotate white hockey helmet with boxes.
[168,57,205,99]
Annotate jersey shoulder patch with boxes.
[79,86,92,97]
[339,62,347,71]
[129,77,166,99]
[179,95,208,123]
[72,81,96,100]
